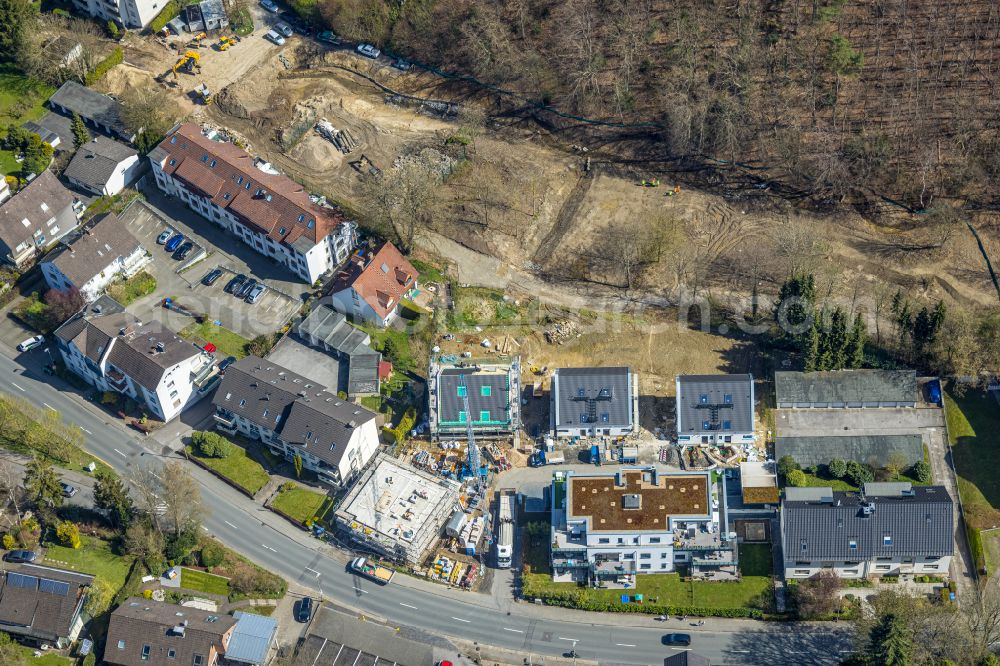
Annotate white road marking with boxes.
[81,428,92,435]
[558,637,579,642]
[224,521,238,529]
[353,588,368,594]
[451,617,471,623]
[399,602,418,609]
[305,567,321,577]
[503,628,523,633]
[113,448,127,457]
[261,544,277,552]
[42,402,55,411]
[10,382,24,392]
[670,648,691,652]
[615,643,636,647]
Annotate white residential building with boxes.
[54,296,215,422]
[781,483,954,580]
[212,357,379,488]
[71,0,162,29]
[64,136,141,196]
[550,367,638,439]
[40,212,149,302]
[327,241,419,328]
[0,171,80,267]
[675,374,756,445]
[148,124,356,284]
[550,468,732,586]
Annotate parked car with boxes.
[225,274,247,294]
[265,30,286,46]
[356,43,380,59]
[237,279,257,298]
[164,233,185,252]
[245,284,267,304]
[156,228,175,244]
[316,30,340,45]
[295,597,313,623]
[275,22,293,37]
[16,335,45,352]
[662,634,691,646]
[60,482,78,498]
[259,0,279,12]
[4,550,37,563]
[392,58,411,71]
[173,242,194,260]
[278,11,308,33]
[218,356,237,373]
[202,268,224,286]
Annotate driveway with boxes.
[117,193,302,339]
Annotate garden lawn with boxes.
[0,64,53,125]
[186,443,270,495]
[180,320,250,359]
[270,486,331,526]
[738,543,773,577]
[181,568,231,596]
[44,535,132,591]
[946,389,1000,530]
[106,270,157,306]
[0,149,19,177]
[17,647,73,665]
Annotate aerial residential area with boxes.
[0,1,999,665]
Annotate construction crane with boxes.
[460,375,481,483]
[217,35,237,51]
[172,51,201,77]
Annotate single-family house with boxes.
[327,241,418,327]
[40,212,149,301]
[0,170,79,267]
[550,367,638,438]
[104,598,236,666]
[675,374,755,445]
[64,136,141,196]
[0,564,93,648]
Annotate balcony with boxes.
[105,368,129,392]
[213,410,237,433]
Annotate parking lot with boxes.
[119,190,303,339]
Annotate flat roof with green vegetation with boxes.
[180,320,250,359]
[270,485,332,526]
[185,443,270,496]
[181,567,231,596]
[43,535,132,591]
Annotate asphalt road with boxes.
[0,347,850,665]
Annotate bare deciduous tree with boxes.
[361,155,443,253]
[161,461,202,540]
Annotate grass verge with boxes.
[946,389,1000,530]
[270,485,331,526]
[107,270,157,306]
[185,443,270,496]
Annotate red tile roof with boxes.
[347,243,418,319]
[155,124,345,247]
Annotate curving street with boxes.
[0,347,849,665]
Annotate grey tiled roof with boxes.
[0,564,93,643]
[44,212,143,286]
[53,295,124,360]
[782,487,953,560]
[437,367,513,426]
[775,370,917,405]
[0,170,75,249]
[105,598,235,666]
[553,367,633,429]
[776,434,924,468]
[63,136,137,191]
[280,395,375,467]
[49,81,130,138]
[676,374,754,434]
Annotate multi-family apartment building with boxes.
[212,356,379,487]
[781,483,953,580]
[550,468,733,586]
[550,367,638,439]
[675,374,756,445]
[70,0,162,29]
[148,124,356,284]
[53,296,215,421]
[0,171,80,268]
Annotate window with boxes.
[209,160,216,168]
[876,565,891,571]
[580,414,588,424]
[883,535,893,546]
[170,136,177,144]
[598,538,609,544]
[702,420,710,430]
[169,159,177,166]
[201,154,209,162]
[239,399,246,407]
[849,540,858,550]
[640,563,651,570]
[279,227,287,235]
[481,386,491,397]
[924,564,939,570]
[617,538,624,544]
[722,420,731,429]
[640,553,651,559]
[193,657,203,666]
[223,193,231,200]
[117,640,125,649]
[298,214,305,222]
[141,645,151,660]
[649,537,660,544]
[601,413,609,423]
[237,175,243,184]
[170,391,178,398]
[458,410,466,422]
[480,410,490,422]
[699,393,708,403]
[308,219,315,228]
[794,569,810,575]
[168,649,176,659]
[724,393,733,404]
[457,386,467,398]
[245,182,251,190]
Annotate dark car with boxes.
[236,279,257,298]
[218,356,237,373]
[662,634,691,646]
[202,268,223,286]
[60,482,78,498]
[4,550,38,563]
[295,597,313,623]
[173,242,194,260]
[164,233,185,252]
[224,274,247,294]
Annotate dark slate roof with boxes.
[0,170,75,249]
[776,434,924,468]
[553,367,633,429]
[437,367,513,427]
[676,374,754,434]
[63,136,137,191]
[213,356,375,467]
[43,212,143,286]
[227,611,277,665]
[298,304,372,357]
[49,81,129,138]
[105,598,235,666]
[348,352,380,395]
[664,653,711,666]
[53,295,124,361]
[782,486,953,560]
[0,564,93,642]
[775,370,917,405]
[21,121,61,147]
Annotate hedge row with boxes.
[968,525,987,574]
[522,587,764,619]
[85,47,123,85]
[149,0,184,34]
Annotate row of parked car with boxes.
[200,267,268,304]
[156,228,195,261]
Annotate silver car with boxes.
[265,29,285,46]
[356,43,380,59]
[245,284,267,304]
[275,22,293,38]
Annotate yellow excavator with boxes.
[187,31,207,48]
[217,35,238,51]
[171,50,201,77]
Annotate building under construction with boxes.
[335,454,461,565]
[428,355,521,441]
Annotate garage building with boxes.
[775,370,916,409]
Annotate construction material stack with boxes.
[315,118,358,154]
[496,489,516,569]
[350,557,394,585]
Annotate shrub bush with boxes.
[191,431,233,458]
[968,525,986,574]
[200,542,224,568]
[911,460,932,483]
[85,47,124,86]
[786,469,807,487]
[56,521,81,549]
[828,458,847,478]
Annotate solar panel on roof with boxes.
[38,578,70,596]
[7,573,38,589]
